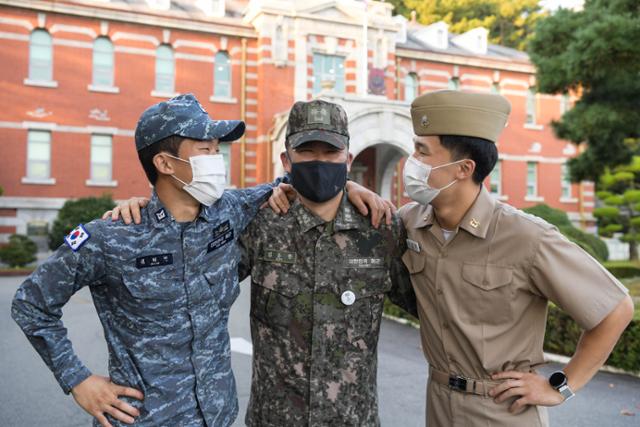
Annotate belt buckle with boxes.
[448,375,468,392]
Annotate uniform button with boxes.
[442,322,449,329]
[436,289,443,295]
[441,251,448,258]
[341,290,356,306]
[482,280,489,286]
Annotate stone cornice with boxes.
[396,47,534,73]
[0,0,256,38]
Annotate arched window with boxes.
[93,37,114,87]
[155,44,174,93]
[29,29,53,81]
[404,72,418,101]
[273,24,286,62]
[214,51,231,98]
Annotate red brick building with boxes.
[0,0,594,246]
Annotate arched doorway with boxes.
[270,97,415,205]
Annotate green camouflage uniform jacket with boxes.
[239,193,417,427]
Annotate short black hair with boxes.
[137,135,184,184]
[440,135,498,184]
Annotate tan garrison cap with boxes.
[410,90,511,143]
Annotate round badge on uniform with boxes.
[341,290,356,306]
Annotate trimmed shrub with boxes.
[522,204,572,228]
[545,304,639,373]
[603,261,640,279]
[48,195,115,250]
[0,234,37,267]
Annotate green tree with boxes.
[593,157,640,260]
[48,195,115,250]
[528,0,640,183]
[394,0,546,50]
[0,234,37,268]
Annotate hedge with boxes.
[603,261,640,279]
[545,305,639,373]
[384,300,639,373]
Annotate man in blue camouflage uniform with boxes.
[239,100,417,426]
[12,94,279,427]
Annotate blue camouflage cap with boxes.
[134,93,245,151]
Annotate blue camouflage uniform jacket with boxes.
[11,184,274,427]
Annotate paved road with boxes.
[1,275,638,426]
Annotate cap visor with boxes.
[198,120,245,142]
[287,130,347,149]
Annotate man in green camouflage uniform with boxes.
[239,100,417,426]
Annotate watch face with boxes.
[549,371,567,388]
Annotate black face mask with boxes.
[289,160,348,203]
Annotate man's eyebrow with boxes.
[414,140,430,154]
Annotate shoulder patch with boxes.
[64,224,91,252]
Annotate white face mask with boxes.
[402,155,463,205]
[167,154,227,206]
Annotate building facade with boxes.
[0,0,594,246]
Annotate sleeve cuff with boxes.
[59,365,92,395]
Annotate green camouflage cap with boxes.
[286,100,349,149]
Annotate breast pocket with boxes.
[204,259,240,311]
[460,262,514,325]
[249,262,302,328]
[338,266,390,351]
[402,249,426,276]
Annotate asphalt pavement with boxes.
[1,275,638,426]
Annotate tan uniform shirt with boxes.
[399,187,628,427]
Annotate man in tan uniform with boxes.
[399,90,634,426]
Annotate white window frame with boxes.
[404,72,418,101]
[525,161,544,202]
[213,51,232,100]
[86,134,117,187]
[153,44,175,97]
[312,53,346,94]
[489,160,502,196]
[219,142,232,185]
[90,37,117,91]
[526,88,536,125]
[22,130,55,185]
[25,29,56,86]
[448,77,459,90]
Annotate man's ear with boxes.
[346,151,354,173]
[281,150,292,174]
[153,153,175,177]
[456,159,476,181]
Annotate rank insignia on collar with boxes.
[470,218,480,228]
[155,208,167,221]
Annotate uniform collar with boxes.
[458,186,495,239]
[292,192,363,233]
[146,191,210,227]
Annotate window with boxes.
[489,160,501,195]
[26,131,51,180]
[214,51,232,98]
[561,163,572,199]
[374,38,386,68]
[526,162,537,197]
[491,82,500,93]
[526,88,537,124]
[92,37,114,87]
[448,77,459,90]
[219,142,231,184]
[312,53,345,94]
[155,44,174,93]
[29,29,53,81]
[560,93,571,114]
[404,72,418,101]
[273,24,286,62]
[90,135,113,183]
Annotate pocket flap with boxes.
[402,250,426,275]
[121,269,180,300]
[250,262,300,298]
[343,268,390,299]
[462,263,513,291]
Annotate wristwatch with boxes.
[549,371,575,402]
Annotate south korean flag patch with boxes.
[64,224,91,252]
